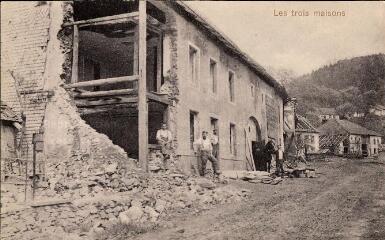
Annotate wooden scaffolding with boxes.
[63,1,169,172]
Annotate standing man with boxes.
[252,141,264,171]
[156,123,173,170]
[211,129,219,159]
[264,139,276,173]
[275,143,284,176]
[195,131,220,177]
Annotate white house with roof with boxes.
[315,107,340,123]
[295,115,319,153]
[369,104,385,116]
[318,119,382,157]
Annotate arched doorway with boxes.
[247,117,262,143]
[247,117,265,171]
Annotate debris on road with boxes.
[222,170,283,185]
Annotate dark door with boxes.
[252,141,266,171]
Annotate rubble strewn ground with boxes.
[2,154,385,240]
[0,89,253,240]
[131,154,385,240]
[0,169,250,240]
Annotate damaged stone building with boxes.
[1,1,288,175]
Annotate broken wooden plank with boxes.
[63,12,139,27]
[79,105,138,115]
[147,14,162,27]
[75,97,138,108]
[78,17,138,28]
[71,24,79,83]
[64,75,139,89]
[75,93,170,108]
[74,89,136,98]
[147,92,171,105]
[31,199,72,208]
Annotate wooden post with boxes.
[32,134,37,200]
[138,0,148,172]
[156,34,163,92]
[71,25,79,83]
[133,25,139,89]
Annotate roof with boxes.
[319,134,348,149]
[318,119,382,137]
[171,1,289,101]
[1,101,22,123]
[316,107,337,115]
[371,104,385,111]
[296,115,319,133]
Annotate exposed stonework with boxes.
[1,2,52,159]
[57,1,74,84]
[43,88,135,186]
[152,1,180,172]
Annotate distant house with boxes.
[369,104,385,116]
[314,107,340,123]
[318,119,382,157]
[295,115,319,153]
[352,112,365,118]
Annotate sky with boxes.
[185,1,385,75]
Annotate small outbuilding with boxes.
[1,102,23,158]
[1,102,23,179]
[295,115,319,153]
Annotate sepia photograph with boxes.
[1,1,384,239]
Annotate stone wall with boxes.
[1,1,53,159]
[163,2,285,172]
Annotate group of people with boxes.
[193,130,221,176]
[253,139,285,176]
[156,123,220,176]
[156,123,285,177]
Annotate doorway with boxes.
[210,117,219,159]
[248,117,264,171]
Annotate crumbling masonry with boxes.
[1,1,288,239]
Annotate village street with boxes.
[134,153,385,240]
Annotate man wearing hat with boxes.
[194,130,220,176]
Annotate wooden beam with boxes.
[79,17,138,28]
[156,34,162,92]
[31,199,72,208]
[64,75,139,89]
[74,89,136,98]
[79,106,138,116]
[138,0,148,172]
[63,12,139,27]
[71,25,79,83]
[147,92,171,105]
[147,14,162,27]
[75,97,138,108]
[133,25,139,90]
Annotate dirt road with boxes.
[134,154,385,240]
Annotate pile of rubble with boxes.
[1,88,251,239]
[222,170,283,185]
[1,167,250,240]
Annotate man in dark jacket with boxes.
[264,139,276,173]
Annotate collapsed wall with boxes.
[39,1,138,190]
[0,2,255,240]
